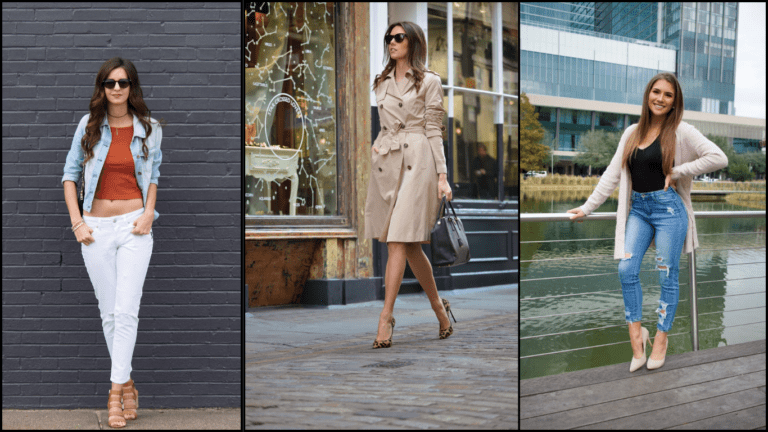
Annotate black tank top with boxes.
[629,137,666,193]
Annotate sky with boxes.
[734,2,766,119]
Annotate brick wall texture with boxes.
[2,2,242,408]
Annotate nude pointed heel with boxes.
[629,327,652,372]
[647,334,667,370]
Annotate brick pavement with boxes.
[245,286,518,429]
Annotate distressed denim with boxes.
[81,208,153,384]
[619,188,688,332]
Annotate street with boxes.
[245,285,518,429]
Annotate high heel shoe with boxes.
[629,326,652,372]
[647,334,667,370]
[121,379,138,420]
[372,317,395,349]
[439,298,457,339]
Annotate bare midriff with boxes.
[85,198,143,217]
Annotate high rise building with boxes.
[521,2,764,175]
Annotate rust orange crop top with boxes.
[94,126,143,200]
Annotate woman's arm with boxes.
[578,125,635,216]
[670,123,728,179]
[63,180,82,226]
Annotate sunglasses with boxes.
[102,79,131,90]
[385,33,407,44]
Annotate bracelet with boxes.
[71,221,85,232]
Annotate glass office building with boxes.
[521,2,765,174]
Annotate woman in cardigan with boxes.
[365,22,456,349]
[62,58,162,427]
[567,72,727,372]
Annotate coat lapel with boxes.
[400,68,415,96]
[386,68,403,101]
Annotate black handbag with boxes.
[430,196,470,267]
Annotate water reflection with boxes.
[521,198,766,379]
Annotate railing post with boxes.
[688,249,699,351]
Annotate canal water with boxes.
[520,197,766,380]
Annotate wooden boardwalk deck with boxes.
[520,340,766,429]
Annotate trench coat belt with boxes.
[377,125,426,155]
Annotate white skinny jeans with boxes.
[81,207,153,384]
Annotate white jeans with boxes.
[81,207,153,384]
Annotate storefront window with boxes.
[428,3,448,85]
[453,2,494,92]
[502,2,518,96]
[503,98,518,200]
[453,93,497,199]
[244,2,337,216]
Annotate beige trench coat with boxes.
[364,68,447,244]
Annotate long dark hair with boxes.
[372,21,428,94]
[622,72,684,176]
[81,57,153,165]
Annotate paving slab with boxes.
[1,408,241,430]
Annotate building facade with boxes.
[245,2,519,307]
[520,1,765,175]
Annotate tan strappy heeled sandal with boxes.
[122,379,139,420]
[108,388,126,428]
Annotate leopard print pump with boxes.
[372,317,395,349]
[439,298,457,339]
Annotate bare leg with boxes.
[650,330,668,360]
[628,321,644,359]
[405,243,450,330]
[377,242,407,341]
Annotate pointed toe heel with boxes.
[372,317,395,349]
[629,327,652,372]
[439,299,456,339]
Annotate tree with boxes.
[706,134,733,179]
[729,160,755,181]
[519,92,551,172]
[573,129,622,171]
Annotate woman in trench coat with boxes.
[364,21,456,349]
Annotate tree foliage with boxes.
[573,129,622,170]
[519,93,550,172]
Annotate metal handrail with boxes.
[520,210,766,355]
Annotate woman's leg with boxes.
[404,243,450,329]
[110,217,153,385]
[649,196,688,359]
[619,210,654,358]
[377,241,407,340]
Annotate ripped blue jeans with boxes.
[619,188,688,333]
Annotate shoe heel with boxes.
[442,299,457,323]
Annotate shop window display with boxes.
[244,2,337,216]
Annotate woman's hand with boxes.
[438,174,452,201]
[567,207,586,223]
[75,223,95,245]
[131,212,153,235]
[664,173,677,191]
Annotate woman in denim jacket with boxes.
[62,57,162,428]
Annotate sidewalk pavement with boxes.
[1,408,241,430]
[245,284,519,429]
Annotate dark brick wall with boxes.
[2,2,242,408]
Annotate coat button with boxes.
[383,126,387,131]
[407,165,412,170]
[400,123,404,129]
[378,167,382,172]
[398,103,402,107]
[404,144,408,148]
[380,104,383,109]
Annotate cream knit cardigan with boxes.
[579,121,728,259]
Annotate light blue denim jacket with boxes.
[62,113,162,221]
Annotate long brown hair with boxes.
[81,57,153,165]
[372,21,428,94]
[622,72,684,175]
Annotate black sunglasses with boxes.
[385,33,407,44]
[102,79,131,90]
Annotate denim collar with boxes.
[99,113,147,138]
